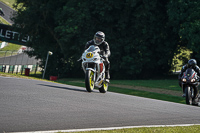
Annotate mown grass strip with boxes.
[56,79,185,104]
[71,125,200,133]
[111,79,180,91]
[109,86,185,104]
[0,72,43,80]
[0,16,10,25]
[0,43,21,51]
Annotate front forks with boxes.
[93,64,96,82]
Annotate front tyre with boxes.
[99,81,108,93]
[185,86,192,105]
[85,70,94,92]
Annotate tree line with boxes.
[11,0,200,79]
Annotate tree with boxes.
[12,0,182,79]
[55,0,179,78]
[12,0,67,78]
[167,0,200,61]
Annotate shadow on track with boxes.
[37,84,87,92]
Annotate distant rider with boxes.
[0,8,4,16]
[178,59,200,97]
[85,31,111,81]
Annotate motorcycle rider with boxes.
[178,59,200,97]
[0,8,4,16]
[85,31,111,81]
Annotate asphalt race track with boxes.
[0,76,200,132]
[0,1,15,24]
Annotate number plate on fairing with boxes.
[86,52,93,58]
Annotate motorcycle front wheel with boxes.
[185,86,192,105]
[85,70,94,92]
[99,81,108,93]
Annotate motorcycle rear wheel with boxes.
[85,70,94,92]
[99,81,108,93]
[185,87,192,105]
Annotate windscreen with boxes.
[185,68,195,77]
[87,45,100,52]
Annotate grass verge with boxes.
[56,78,185,104]
[0,71,43,80]
[0,16,10,25]
[0,43,21,51]
[0,0,15,8]
[0,43,22,57]
[72,125,200,133]
[109,86,185,104]
[110,79,180,91]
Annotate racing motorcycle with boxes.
[81,45,109,93]
[0,10,4,16]
[181,68,200,105]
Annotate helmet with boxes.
[93,31,105,45]
[188,59,197,68]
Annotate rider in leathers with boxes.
[178,59,200,98]
[85,31,111,80]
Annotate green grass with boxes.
[56,78,185,104]
[0,43,21,57]
[0,16,11,25]
[0,43,21,51]
[109,86,185,103]
[0,0,22,12]
[72,125,200,133]
[56,76,181,91]
[0,0,15,8]
[0,71,44,80]
[110,79,180,91]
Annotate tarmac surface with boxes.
[0,76,200,132]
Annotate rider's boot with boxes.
[182,87,186,97]
[104,60,110,83]
[192,88,199,105]
[192,96,199,105]
[105,71,110,83]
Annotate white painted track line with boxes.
[12,124,200,133]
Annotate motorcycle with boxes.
[81,45,109,93]
[0,10,4,16]
[181,68,200,105]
